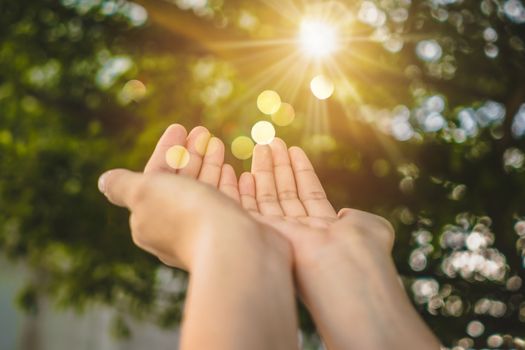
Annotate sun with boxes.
[298,19,339,58]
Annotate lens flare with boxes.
[231,136,255,160]
[299,19,339,57]
[271,102,295,126]
[194,130,211,156]
[310,75,334,100]
[165,145,190,170]
[121,79,146,102]
[257,90,281,115]
[251,121,276,145]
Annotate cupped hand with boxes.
[98,124,288,271]
[139,126,394,280]
[238,138,394,273]
[100,126,300,350]
[98,169,264,271]
[239,138,439,350]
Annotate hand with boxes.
[99,124,249,270]
[143,124,240,201]
[237,138,393,276]
[98,140,299,350]
[98,168,265,271]
[238,138,440,350]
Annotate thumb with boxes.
[98,168,144,208]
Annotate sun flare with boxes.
[298,19,339,58]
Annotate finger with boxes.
[144,124,188,173]
[177,126,211,178]
[239,172,259,213]
[219,164,240,202]
[198,137,225,187]
[288,146,336,218]
[251,144,284,216]
[269,138,307,217]
[98,169,144,208]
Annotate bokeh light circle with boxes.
[466,320,485,338]
[310,75,334,100]
[251,121,276,145]
[194,131,211,156]
[231,136,255,160]
[165,145,190,170]
[122,79,146,102]
[271,103,295,126]
[257,90,281,115]
[415,40,442,62]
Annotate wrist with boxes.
[297,237,394,306]
[189,217,292,274]
[297,240,440,350]
[296,229,392,281]
[181,221,298,350]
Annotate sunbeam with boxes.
[192,0,420,161]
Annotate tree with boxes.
[1,0,524,348]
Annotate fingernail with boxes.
[98,172,108,193]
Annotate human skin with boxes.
[98,125,298,350]
[238,138,441,350]
[103,124,441,350]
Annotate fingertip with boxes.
[270,137,287,148]
[98,171,110,194]
[211,136,224,146]
[98,168,142,207]
[253,143,271,153]
[188,125,210,138]
[239,171,253,183]
[269,137,291,165]
[252,144,272,171]
[239,172,255,191]
[165,123,185,133]
[288,146,304,156]
[288,146,312,169]
[220,163,237,182]
[222,163,235,173]
[162,123,188,141]
[97,168,125,194]
[269,138,288,154]
[206,136,225,156]
[187,126,211,157]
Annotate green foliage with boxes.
[1,0,525,348]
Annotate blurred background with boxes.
[1,0,525,349]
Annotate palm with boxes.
[236,139,341,258]
[143,125,341,261]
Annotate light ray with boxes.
[324,57,363,105]
[260,0,303,24]
[211,52,303,121]
[209,38,296,50]
[192,0,428,164]
[323,58,404,165]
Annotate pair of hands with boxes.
[98,124,440,350]
[98,123,392,280]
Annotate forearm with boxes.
[299,242,440,350]
[180,228,298,350]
